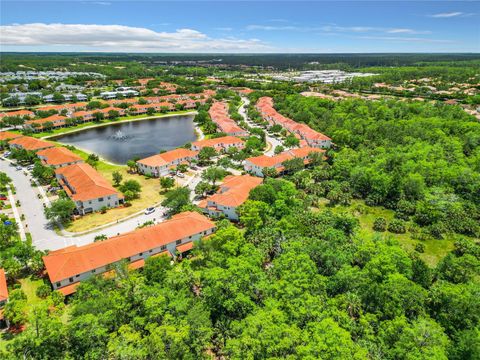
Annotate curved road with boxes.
[0,159,168,251]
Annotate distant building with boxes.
[191,136,245,152]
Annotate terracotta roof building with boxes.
[0,109,34,119]
[0,268,8,307]
[198,175,262,220]
[209,102,248,137]
[25,114,67,131]
[37,147,83,168]
[0,131,22,142]
[137,148,198,177]
[191,136,245,152]
[245,147,325,177]
[256,97,332,148]
[43,211,216,295]
[55,163,123,215]
[8,136,55,152]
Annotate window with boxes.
[76,274,80,278]
[161,245,166,250]
[69,277,73,283]
[149,249,153,253]
[176,240,181,245]
[99,197,104,202]
[92,269,96,273]
[139,252,143,256]
[56,282,61,287]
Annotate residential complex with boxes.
[245,147,325,177]
[256,97,332,148]
[137,148,199,177]
[8,136,55,152]
[42,211,216,296]
[0,269,8,308]
[209,101,248,136]
[37,147,83,168]
[191,136,245,152]
[55,163,123,214]
[198,175,262,220]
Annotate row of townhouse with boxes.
[244,147,326,177]
[130,102,175,115]
[208,101,249,137]
[256,97,332,148]
[4,133,123,215]
[42,211,216,296]
[137,148,199,177]
[198,175,262,220]
[191,136,245,152]
[55,162,123,215]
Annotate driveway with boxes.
[0,158,167,251]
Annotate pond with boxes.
[52,115,197,164]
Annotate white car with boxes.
[16,166,22,171]
[177,173,185,178]
[144,207,155,215]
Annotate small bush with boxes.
[36,284,52,299]
[414,243,425,253]
[388,219,406,234]
[373,217,387,232]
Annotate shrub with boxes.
[373,217,387,232]
[388,219,406,234]
[415,243,425,253]
[36,284,52,299]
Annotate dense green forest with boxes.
[273,95,480,240]
[3,177,479,359]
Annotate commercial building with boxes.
[37,147,83,168]
[55,163,123,215]
[137,148,198,177]
[42,211,216,296]
[244,147,325,177]
[198,175,262,220]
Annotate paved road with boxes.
[0,158,167,251]
[238,96,283,156]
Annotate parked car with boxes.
[26,165,35,170]
[16,166,22,171]
[177,173,185,178]
[144,207,155,215]
[0,194,7,201]
[3,151,11,157]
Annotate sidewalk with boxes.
[7,185,26,241]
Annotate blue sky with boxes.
[1,1,478,53]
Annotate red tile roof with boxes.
[8,136,55,151]
[0,131,22,141]
[37,147,83,167]
[177,241,194,253]
[201,175,262,208]
[137,148,198,167]
[55,163,119,201]
[43,211,215,283]
[192,136,244,150]
[0,109,34,118]
[246,147,325,168]
[0,268,8,302]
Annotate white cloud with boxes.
[0,23,271,52]
[429,12,464,18]
[387,28,431,35]
[356,36,454,44]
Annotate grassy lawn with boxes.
[316,199,456,267]
[64,148,163,233]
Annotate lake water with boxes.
[53,115,197,164]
